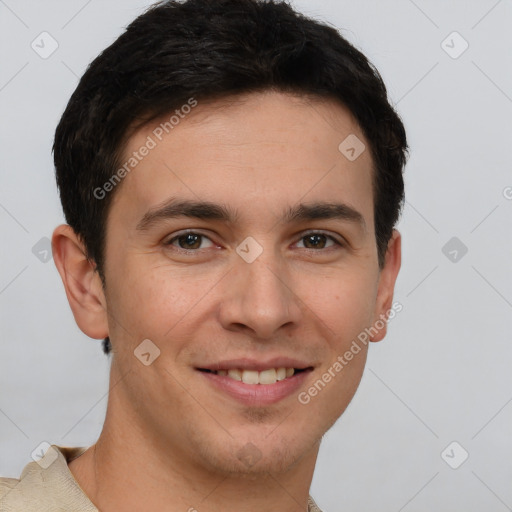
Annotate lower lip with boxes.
[197,369,313,406]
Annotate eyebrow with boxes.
[136,198,366,232]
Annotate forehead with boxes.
[108,91,374,230]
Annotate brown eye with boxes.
[165,231,215,250]
[176,233,202,249]
[302,234,327,249]
[296,232,342,250]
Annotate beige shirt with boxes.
[0,445,323,511]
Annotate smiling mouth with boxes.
[197,367,312,385]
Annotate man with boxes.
[0,0,407,510]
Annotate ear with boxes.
[370,229,402,342]
[52,224,109,339]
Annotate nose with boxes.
[218,250,302,339]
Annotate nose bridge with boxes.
[220,242,301,338]
[245,255,286,304]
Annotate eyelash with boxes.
[163,230,345,254]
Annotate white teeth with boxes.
[228,369,242,381]
[215,367,296,384]
[276,367,287,381]
[259,368,277,384]
[241,370,259,384]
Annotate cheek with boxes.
[299,266,378,339]
[107,260,220,343]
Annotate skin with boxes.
[52,90,401,512]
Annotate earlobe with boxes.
[52,224,109,340]
[370,229,402,343]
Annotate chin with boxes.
[192,432,311,477]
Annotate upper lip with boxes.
[197,357,314,372]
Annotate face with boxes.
[95,91,400,476]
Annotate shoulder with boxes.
[0,475,20,498]
[0,444,97,512]
[308,495,324,512]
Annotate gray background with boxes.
[1,1,511,510]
